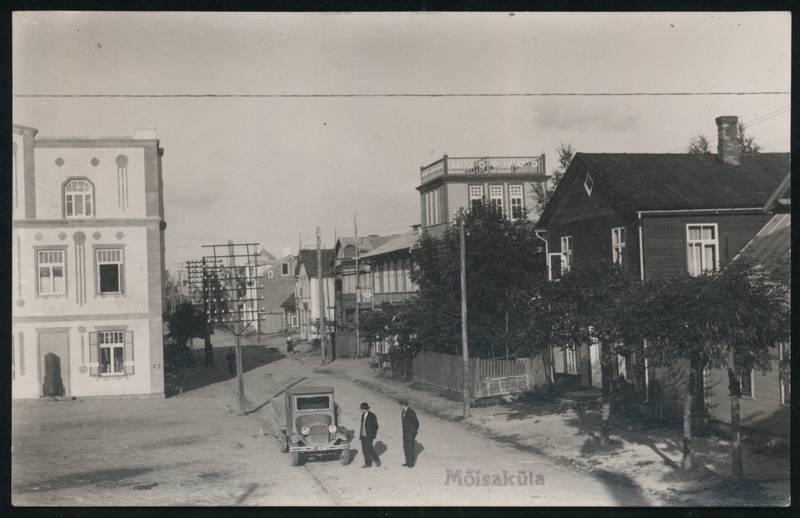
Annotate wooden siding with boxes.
[704,353,788,436]
[640,213,771,280]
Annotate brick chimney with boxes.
[715,116,740,166]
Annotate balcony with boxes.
[420,155,546,184]
[372,291,417,305]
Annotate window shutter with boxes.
[124,330,135,375]
[88,332,99,376]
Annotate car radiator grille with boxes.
[307,424,329,445]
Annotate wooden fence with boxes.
[333,330,362,358]
[412,350,548,399]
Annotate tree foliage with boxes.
[531,142,575,219]
[408,205,545,359]
[737,121,762,154]
[687,135,712,154]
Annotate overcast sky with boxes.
[13,11,791,271]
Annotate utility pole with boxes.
[457,208,470,417]
[354,211,361,358]
[317,227,327,364]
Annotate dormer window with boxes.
[583,173,594,197]
[64,178,95,218]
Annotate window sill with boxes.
[100,373,127,378]
[37,294,68,299]
[97,292,125,297]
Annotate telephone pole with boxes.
[354,211,361,358]
[457,209,471,417]
[317,227,327,364]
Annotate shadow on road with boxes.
[165,345,285,398]
[14,466,157,493]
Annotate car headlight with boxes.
[301,426,310,435]
[328,424,337,433]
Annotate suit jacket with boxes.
[401,407,419,437]
[360,411,378,441]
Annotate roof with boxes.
[763,173,791,213]
[539,152,790,226]
[280,292,296,309]
[287,385,335,395]
[296,249,336,277]
[735,214,791,274]
[360,230,419,259]
[336,235,400,257]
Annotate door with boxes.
[39,330,70,398]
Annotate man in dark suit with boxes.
[359,402,380,468]
[399,399,419,467]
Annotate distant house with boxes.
[295,249,335,340]
[333,235,398,329]
[703,173,790,437]
[259,253,297,333]
[537,116,789,416]
[417,154,549,233]
[360,229,421,307]
[280,292,299,331]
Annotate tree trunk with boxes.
[599,343,612,446]
[727,349,744,478]
[204,336,213,366]
[681,364,695,471]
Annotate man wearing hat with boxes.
[359,402,380,468]
[399,399,419,467]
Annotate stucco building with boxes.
[11,124,167,399]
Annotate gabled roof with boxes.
[734,213,790,277]
[360,230,419,259]
[296,249,336,277]
[280,292,296,309]
[335,235,400,257]
[539,152,790,226]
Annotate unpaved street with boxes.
[12,334,640,506]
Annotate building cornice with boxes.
[417,173,549,191]
[13,217,165,228]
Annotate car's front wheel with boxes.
[340,449,352,466]
[291,452,302,466]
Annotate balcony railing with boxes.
[420,155,546,184]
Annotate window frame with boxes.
[468,184,484,212]
[489,184,504,214]
[565,346,578,375]
[281,262,290,276]
[98,329,126,376]
[35,247,68,297]
[509,184,524,220]
[95,246,125,296]
[686,223,720,276]
[560,235,573,273]
[739,368,755,399]
[62,177,96,219]
[611,227,626,266]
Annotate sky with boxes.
[12,11,791,272]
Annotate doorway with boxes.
[38,330,70,398]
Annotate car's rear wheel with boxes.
[340,449,352,465]
[291,452,302,466]
[279,432,289,453]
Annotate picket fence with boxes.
[411,350,548,399]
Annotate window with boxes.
[37,249,66,296]
[296,395,331,411]
[560,236,573,273]
[687,224,719,276]
[98,330,126,375]
[739,368,754,399]
[469,185,484,212]
[510,185,524,220]
[64,178,94,217]
[267,269,274,279]
[565,346,578,375]
[96,248,124,294]
[489,185,503,214]
[617,354,627,380]
[291,315,299,327]
[281,262,290,276]
[584,173,594,196]
[612,227,626,266]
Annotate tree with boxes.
[165,302,209,368]
[359,303,422,378]
[687,135,712,154]
[545,260,643,446]
[705,257,789,477]
[637,273,724,471]
[409,204,545,360]
[737,121,762,154]
[531,142,575,219]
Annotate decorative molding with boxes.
[92,231,102,240]
[55,157,64,167]
[34,232,43,241]
[58,232,67,240]
[90,157,100,167]
[12,311,161,324]
[116,231,125,240]
[14,217,162,229]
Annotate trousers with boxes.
[360,437,379,465]
[403,434,416,466]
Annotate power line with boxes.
[12,90,790,99]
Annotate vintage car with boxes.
[271,385,352,466]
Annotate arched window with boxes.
[64,178,95,218]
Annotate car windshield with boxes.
[295,395,331,411]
